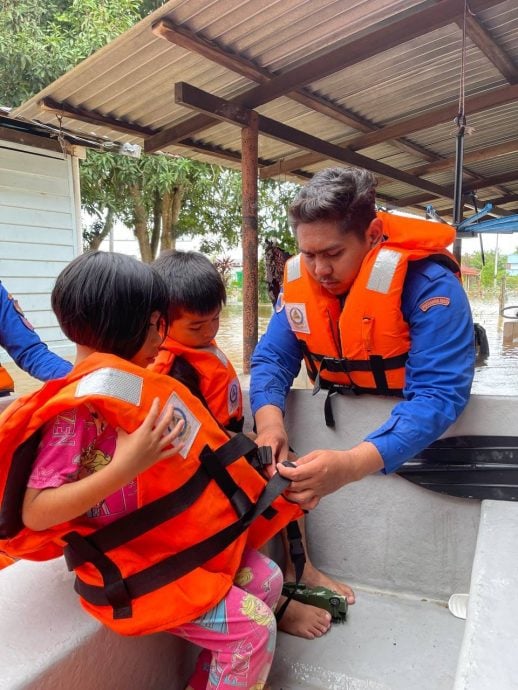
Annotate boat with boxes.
[1,389,517,689]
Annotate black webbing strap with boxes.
[299,340,319,380]
[72,467,293,617]
[275,518,306,622]
[199,445,254,518]
[65,531,132,619]
[64,433,259,570]
[318,352,408,375]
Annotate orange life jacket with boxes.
[152,336,244,432]
[0,353,301,635]
[0,365,14,396]
[283,211,459,398]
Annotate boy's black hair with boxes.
[52,251,170,360]
[153,250,226,318]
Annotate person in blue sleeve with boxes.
[250,166,475,619]
[0,281,72,395]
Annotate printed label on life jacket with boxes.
[227,377,241,415]
[75,368,143,405]
[285,302,311,334]
[160,392,201,458]
[366,248,401,294]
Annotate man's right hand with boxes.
[254,404,289,469]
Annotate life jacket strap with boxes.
[64,433,260,570]
[71,468,292,618]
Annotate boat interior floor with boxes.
[270,586,464,690]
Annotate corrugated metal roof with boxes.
[12,0,518,218]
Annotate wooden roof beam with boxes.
[260,83,518,178]
[145,0,469,153]
[39,96,156,137]
[461,12,518,84]
[174,81,453,200]
[407,140,518,177]
[325,84,518,152]
[153,18,439,165]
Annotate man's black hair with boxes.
[52,251,169,360]
[289,166,378,239]
[152,250,226,318]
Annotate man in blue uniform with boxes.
[250,167,474,631]
[0,280,72,395]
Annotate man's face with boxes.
[296,219,380,295]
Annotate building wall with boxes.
[0,139,81,360]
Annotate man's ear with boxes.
[366,218,383,247]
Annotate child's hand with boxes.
[113,398,184,481]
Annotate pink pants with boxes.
[170,548,283,690]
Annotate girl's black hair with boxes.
[52,251,170,360]
[152,250,226,318]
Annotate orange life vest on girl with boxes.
[0,353,301,635]
[0,365,14,396]
[283,211,459,397]
[152,336,244,432]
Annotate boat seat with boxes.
[0,558,198,690]
[454,499,518,690]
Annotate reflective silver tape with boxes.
[75,368,143,406]
[286,254,302,282]
[203,345,228,366]
[366,249,401,294]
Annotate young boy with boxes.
[151,250,244,434]
[152,250,344,641]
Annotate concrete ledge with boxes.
[454,500,518,690]
[0,558,197,690]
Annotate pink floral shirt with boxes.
[28,404,137,527]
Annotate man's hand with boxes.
[277,442,384,509]
[254,404,289,465]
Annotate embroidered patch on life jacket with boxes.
[75,368,143,405]
[161,391,201,458]
[275,291,285,313]
[8,293,34,330]
[227,377,240,415]
[285,302,311,334]
[366,248,401,294]
[286,255,302,282]
[419,296,451,312]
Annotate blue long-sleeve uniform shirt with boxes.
[0,281,72,383]
[250,259,475,473]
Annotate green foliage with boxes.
[463,249,509,289]
[1,0,300,260]
[0,0,143,107]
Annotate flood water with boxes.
[218,294,518,396]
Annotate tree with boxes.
[1,0,301,263]
[1,0,143,107]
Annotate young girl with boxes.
[1,252,301,690]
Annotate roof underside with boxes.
[12,0,518,221]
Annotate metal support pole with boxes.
[241,112,259,375]
[452,123,465,264]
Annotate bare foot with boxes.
[287,562,356,605]
[276,597,332,639]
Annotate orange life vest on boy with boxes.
[0,353,301,635]
[0,365,14,396]
[152,336,244,432]
[282,211,459,397]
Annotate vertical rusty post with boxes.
[241,112,259,374]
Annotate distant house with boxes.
[0,114,83,360]
[461,264,481,291]
[506,254,518,277]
